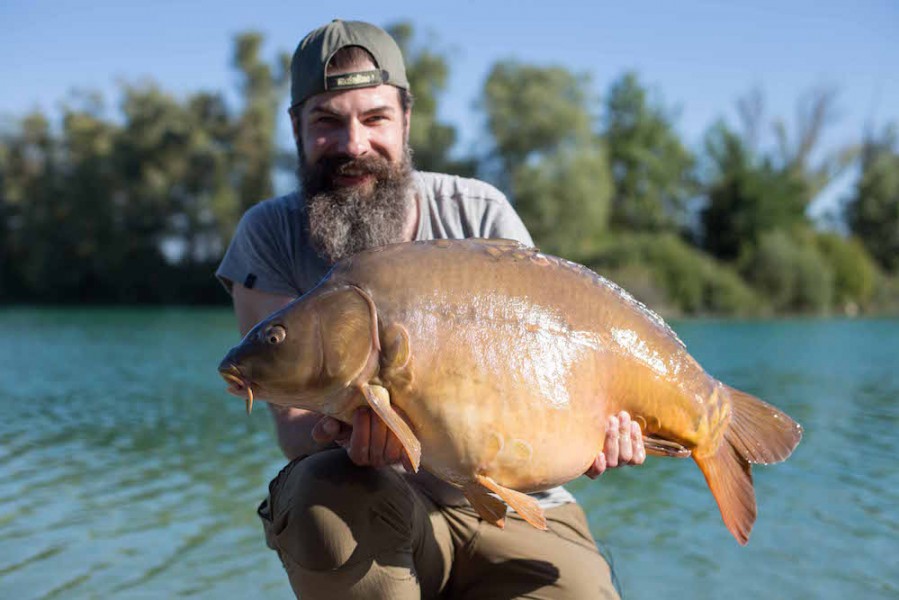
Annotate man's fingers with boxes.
[589,411,647,479]
[311,416,341,444]
[618,411,633,464]
[605,415,620,467]
[348,408,372,466]
[369,410,389,467]
[585,453,606,479]
[341,408,406,469]
[384,431,405,467]
[632,421,646,464]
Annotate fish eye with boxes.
[263,324,286,345]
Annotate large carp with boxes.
[219,238,802,544]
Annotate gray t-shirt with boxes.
[217,171,534,295]
[217,171,575,509]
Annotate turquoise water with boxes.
[0,309,896,599]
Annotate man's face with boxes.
[298,83,409,184]
[293,74,414,264]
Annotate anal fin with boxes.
[361,384,421,472]
[475,474,547,531]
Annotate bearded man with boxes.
[217,19,644,599]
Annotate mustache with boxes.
[314,154,393,181]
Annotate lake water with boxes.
[0,309,896,599]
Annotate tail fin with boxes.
[694,385,803,545]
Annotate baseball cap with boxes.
[289,19,409,110]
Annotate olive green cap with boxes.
[289,19,409,110]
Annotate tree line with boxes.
[1,24,897,315]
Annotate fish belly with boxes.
[391,320,611,492]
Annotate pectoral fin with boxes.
[381,323,411,370]
[380,323,414,389]
[643,435,691,458]
[361,384,421,472]
[473,474,547,531]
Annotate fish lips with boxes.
[218,358,251,397]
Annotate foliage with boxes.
[0,32,288,304]
[844,126,899,273]
[482,61,611,260]
[699,88,854,267]
[482,61,594,176]
[869,274,899,315]
[734,86,854,202]
[815,232,877,310]
[741,230,834,314]
[0,23,893,315]
[586,234,761,316]
[699,122,808,260]
[602,72,695,232]
[232,32,290,216]
[387,22,474,176]
[512,143,612,259]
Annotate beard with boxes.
[299,144,415,264]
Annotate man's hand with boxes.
[585,411,646,479]
[312,408,414,472]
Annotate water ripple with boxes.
[1,310,897,598]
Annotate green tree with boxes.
[602,72,695,232]
[481,61,611,257]
[773,87,854,199]
[232,32,289,214]
[700,122,807,260]
[815,232,877,309]
[511,143,612,258]
[743,229,833,313]
[0,31,288,304]
[0,111,58,300]
[483,61,594,176]
[700,87,854,266]
[387,22,473,175]
[586,233,760,316]
[6,98,132,301]
[115,83,237,288]
[845,126,899,272]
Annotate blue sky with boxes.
[2,1,897,214]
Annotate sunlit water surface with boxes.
[1,309,896,599]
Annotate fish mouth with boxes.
[218,362,255,415]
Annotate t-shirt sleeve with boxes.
[215,201,299,297]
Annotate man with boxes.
[217,19,644,599]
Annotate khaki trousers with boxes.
[259,450,619,599]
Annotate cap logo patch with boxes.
[326,69,387,91]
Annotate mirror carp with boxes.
[219,238,802,544]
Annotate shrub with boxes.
[815,232,877,310]
[743,230,833,313]
[586,233,761,316]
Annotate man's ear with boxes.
[290,111,302,144]
[403,109,412,143]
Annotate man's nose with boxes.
[338,120,371,157]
